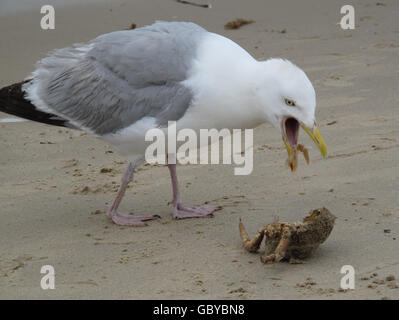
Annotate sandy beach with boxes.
[0,0,398,299]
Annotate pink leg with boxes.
[107,162,160,226]
[167,163,221,219]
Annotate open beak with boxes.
[282,117,327,172]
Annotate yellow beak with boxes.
[301,123,327,157]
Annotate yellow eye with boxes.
[285,98,296,107]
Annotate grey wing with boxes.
[23,22,207,135]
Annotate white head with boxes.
[256,59,327,171]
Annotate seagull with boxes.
[0,21,327,226]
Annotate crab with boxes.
[286,143,310,171]
[239,207,336,263]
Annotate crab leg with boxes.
[239,219,267,252]
[260,226,292,263]
[284,135,298,171]
[297,144,310,164]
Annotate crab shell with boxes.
[264,208,336,260]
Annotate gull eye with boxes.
[285,98,296,107]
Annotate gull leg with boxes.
[107,162,160,226]
[167,161,221,219]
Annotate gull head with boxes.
[256,58,327,171]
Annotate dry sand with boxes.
[0,0,398,299]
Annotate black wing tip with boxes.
[0,80,72,129]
